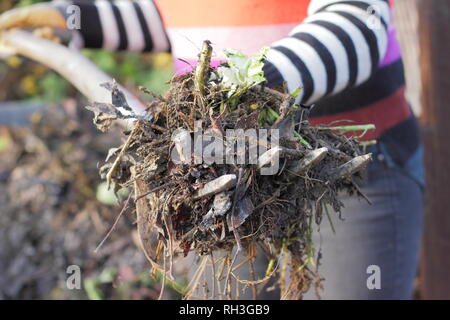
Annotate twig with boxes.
[185,256,208,299]
[351,179,372,205]
[273,94,294,127]
[249,260,257,300]
[323,202,336,234]
[194,40,213,97]
[210,253,217,299]
[94,192,132,253]
[315,124,376,139]
[106,121,141,189]
[158,249,167,300]
[194,40,212,113]
[223,249,240,298]
[138,86,167,103]
[162,189,177,281]
[229,169,244,250]
[256,85,290,100]
[134,180,178,201]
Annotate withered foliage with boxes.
[0,104,155,299]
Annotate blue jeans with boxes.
[304,143,425,299]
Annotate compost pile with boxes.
[0,103,153,299]
[88,42,372,299]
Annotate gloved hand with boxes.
[0,2,67,30]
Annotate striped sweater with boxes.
[64,0,420,165]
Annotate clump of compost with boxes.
[0,103,152,299]
[86,41,373,299]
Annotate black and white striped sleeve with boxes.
[67,0,170,52]
[263,0,390,105]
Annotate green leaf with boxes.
[39,73,69,102]
[83,279,103,300]
[96,182,129,205]
[216,47,270,97]
[293,131,312,149]
[99,267,117,283]
[0,134,11,153]
[290,87,302,98]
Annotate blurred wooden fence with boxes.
[396,0,450,299]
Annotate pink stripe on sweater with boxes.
[379,27,401,68]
